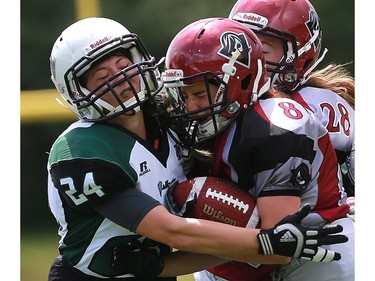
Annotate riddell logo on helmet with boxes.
[233,12,268,27]
[72,91,83,99]
[163,69,183,78]
[89,36,110,49]
[162,69,184,83]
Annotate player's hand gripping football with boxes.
[257,204,348,262]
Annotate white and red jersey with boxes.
[291,86,354,166]
[202,97,349,281]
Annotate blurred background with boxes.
[21,0,354,280]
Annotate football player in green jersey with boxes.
[46,17,347,281]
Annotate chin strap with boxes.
[251,59,271,104]
[222,51,241,77]
[55,97,80,116]
[216,50,241,104]
[298,48,328,87]
[297,29,321,58]
[293,26,327,89]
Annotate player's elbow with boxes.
[159,218,200,250]
[136,206,198,250]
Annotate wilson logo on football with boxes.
[205,187,250,214]
[202,204,238,226]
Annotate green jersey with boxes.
[47,120,186,278]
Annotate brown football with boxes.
[172,177,259,227]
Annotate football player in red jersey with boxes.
[229,1,355,278]
[161,17,354,281]
[229,0,355,199]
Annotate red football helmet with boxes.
[229,0,323,93]
[162,17,270,147]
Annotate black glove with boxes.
[112,239,165,278]
[257,204,348,262]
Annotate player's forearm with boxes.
[159,251,226,277]
[165,217,290,264]
[170,218,259,259]
[137,206,284,264]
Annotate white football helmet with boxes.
[50,17,163,121]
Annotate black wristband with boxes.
[257,229,275,255]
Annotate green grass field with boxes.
[21,230,194,281]
[21,230,59,281]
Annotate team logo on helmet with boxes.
[305,10,322,51]
[218,32,251,68]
